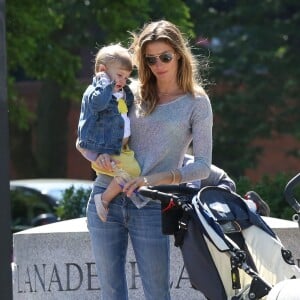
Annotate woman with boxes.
[87,20,213,300]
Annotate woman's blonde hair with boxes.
[94,43,132,74]
[130,20,206,114]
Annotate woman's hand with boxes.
[123,176,150,197]
[95,154,118,171]
[123,170,181,197]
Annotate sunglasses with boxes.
[145,52,175,66]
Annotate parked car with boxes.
[10,179,93,233]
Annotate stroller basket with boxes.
[139,184,300,300]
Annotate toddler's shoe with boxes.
[94,194,109,222]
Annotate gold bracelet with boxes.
[170,170,176,184]
[143,177,150,186]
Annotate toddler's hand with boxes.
[96,72,111,87]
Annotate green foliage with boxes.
[7,0,195,178]
[7,78,34,131]
[6,0,62,74]
[145,0,194,37]
[7,0,190,97]
[7,0,194,104]
[185,0,300,176]
[56,186,92,220]
[236,172,300,220]
[8,0,300,179]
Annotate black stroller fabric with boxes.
[178,213,228,299]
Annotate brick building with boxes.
[10,81,300,182]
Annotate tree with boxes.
[7,0,193,178]
[186,0,300,177]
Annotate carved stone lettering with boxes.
[86,262,100,290]
[48,264,63,291]
[16,262,103,293]
[33,264,46,292]
[129,261,140,289]
[175,265,191,289]
[66,263,83,291]
[24,267,33,292]
[16,265,23,293]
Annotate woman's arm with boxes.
[179,95,213,183]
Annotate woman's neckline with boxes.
[157,87,184,104]
[157,94,186,106]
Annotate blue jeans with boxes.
[87,185,171,300]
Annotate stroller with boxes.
[139,173,300,300]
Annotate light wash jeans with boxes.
[87,185,171,300]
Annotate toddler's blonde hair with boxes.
[95,43,132,74]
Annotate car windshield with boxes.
[44,189,64,202]
[10,179,93,233]
[11,187,55,232]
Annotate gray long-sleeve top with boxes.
[129,94,213,183]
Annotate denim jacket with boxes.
[77,75,134,155]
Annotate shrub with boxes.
[56,186,92,220]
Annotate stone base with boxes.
[12,217,299,300]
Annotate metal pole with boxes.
[0,0,13,298]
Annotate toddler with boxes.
[76,44,140,221]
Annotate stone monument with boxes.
[12,217,299,300]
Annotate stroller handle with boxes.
[138,186,180,204]
[138,185,199,204]
[284,173,300,213]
